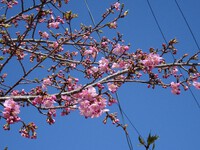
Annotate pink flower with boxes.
[170,82,180,95]
[83,46,98,58]
[171,66,178,75]
[112,60,130,69]
[109,21,117,29]
[2,73,7,78]
[81,86,98,100]
[3,99,21,124]
[78,87,108,118]
[42,78,52,89]
[107,83,118,93]
[56,16,65,24]
[19,122,37,139]
[101,42,108,48]
[113,2,120,11]
[99,57,109,72]
[193,81,200,90]
[79,97,107,118]
[11,90,19,96]
[141,53,163,71]
[113,44,129,55]
[64,0,70,4]
[53,41,59,48]
[49,21,60,28]
[112,62,120,68]
[32,95,56,108]
[113,44,122,54]
[43,95,56,108]
[91,66,98,73]
[41,31,49,39]
[108,99,117,106]
[46,109,56,125]
[2,0,18,8]
[32,96,43,105]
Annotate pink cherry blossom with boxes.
[101,42,108,48]
[32,95,56,108]
[19,122,37,139]
[112,62,120,68]
[1,0,18,8]
[2,73,7,78]
[141,53,163,71]
[49,21,60,29]
[99,57,109,72]
[64,0,70,4]
[91,66,99,73]
[113,2,120,11]
[193,81,200,90]
[56,16,65,24]
[41,31,49,39]
[113,44,122,54]
[170,82,180,95]
[42,78,52,89]
[79,96,107,118]
[107,83,118,93]
[109,21,117,29]
[32,96,43,105]
[78,87,108,118]
[43,95,56,108]
[108,99,117,106]
[83,46,98,58]
[113,44,129,55]
[3,99,21,124]
[172,66,178,75]
[53,41,59,49]
[81,86,98,100]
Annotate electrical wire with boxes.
[146,0,167,44]
[173,1,200,109]
[84,0,101,40]
[146,0,200,110]
[115,92,134,150]
[175,0,200,50]
[116,92,153,150]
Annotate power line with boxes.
[84,0,101,40]
[115,92,134,150]
[146,0,167,43]
[146,0,200,110]
[174,0,200,50]
[116,92,153,150]
[174,0,200,109]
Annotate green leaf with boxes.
[147,133,159,146]
[34,78,40,83]
[121,3,124,8]
[98,30,103,33]
[0,56,4,61]
[64,11,72,20]
[138,136,145,145]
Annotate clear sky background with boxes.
[0,0,200,150]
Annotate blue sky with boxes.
[0,0,200,150]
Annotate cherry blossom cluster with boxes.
[3,99,21,128]
[79,87,108,118]
[19,122,37,139]
[1,0,18,8]
[170,82,181,95]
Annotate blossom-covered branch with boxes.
[0,0,199,140]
